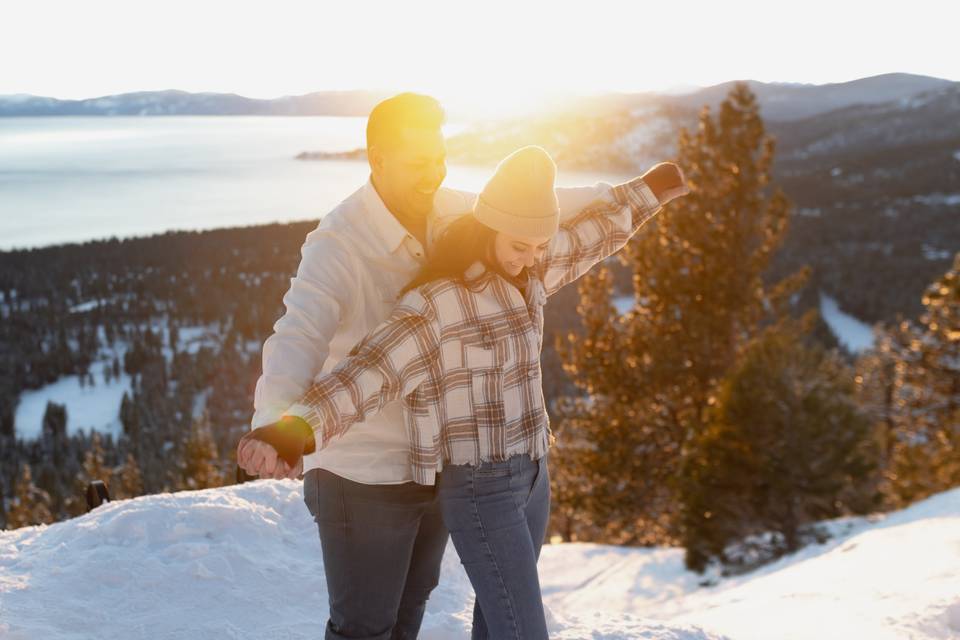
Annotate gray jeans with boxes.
[302,468,449,640]
[437,454,551,640]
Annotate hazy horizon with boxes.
[4,70,958,103]
[6,0,957,118]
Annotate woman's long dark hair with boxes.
[401,215,496,295]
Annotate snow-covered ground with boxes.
[819,291,875,353]
[2,482,959,640]
[912,193,960,207]
[923,244,954,261]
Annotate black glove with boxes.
[640,162,689,205]
[247,416,317,468]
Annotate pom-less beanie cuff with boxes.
[474,195,560,237]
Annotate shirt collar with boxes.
[361,177,417,255]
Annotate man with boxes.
[239,93,614,639]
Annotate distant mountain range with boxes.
[0,89,392,117]
[1,74,954,120]
[668,73,956,121]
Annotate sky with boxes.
[3,0,958,116]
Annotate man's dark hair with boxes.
[366,93,445,151]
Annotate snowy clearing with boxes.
[818,291,875,353]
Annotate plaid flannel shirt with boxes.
[286,175,662,484]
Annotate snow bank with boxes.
[541,488,960,640]
[0,481,726,640]
[4,480,958,639]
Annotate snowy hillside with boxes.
[2,482,959,640]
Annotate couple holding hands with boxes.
[238,93,689,639]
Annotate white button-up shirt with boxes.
[252,177,614,483]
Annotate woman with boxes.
[240,146,688,638]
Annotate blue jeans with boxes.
[302,468,449,640]
[437,454,551,640]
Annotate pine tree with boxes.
[854,326,901,504]
[114,453,144,499]
[34,463,62,516]
[180,412,224,490]
[119,391,142,445]
[6,464,54,529]
[42,401,67,442]
[884,253,960,505]
[555,82,808,543]
[83,431,112,488]
[168,320,179,352]
[0,476,7,530]
[679,319,879,572]
[1,400,14,438]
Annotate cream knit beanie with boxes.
[473,145,560,238]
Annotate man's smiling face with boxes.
[369,126,447,223]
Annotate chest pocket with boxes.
[464,342,507,444]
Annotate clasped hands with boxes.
[237,416,316,480]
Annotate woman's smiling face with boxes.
[490,230,553,278]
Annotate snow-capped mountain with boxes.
[2,73,954,120]
[667,72,956,121]
[0,89,390,117]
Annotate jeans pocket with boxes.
[302,468,319,518]
[305,469,348,525]
[523,455,548,504]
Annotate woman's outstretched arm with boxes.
[536,163,688,297]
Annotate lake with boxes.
[0,116,628,251]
